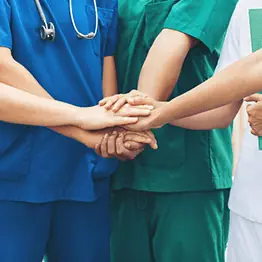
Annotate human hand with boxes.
[245,94,262,136]
[99,90,158,112]
[94,128,157,161]
[76,104,152,130]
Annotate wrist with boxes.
[150,102,169,128]
[74,106,94,129]
[63,104,83,126]
[73,128,103,149]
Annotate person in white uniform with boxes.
[222,2,262,261]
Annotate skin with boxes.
[0,47,156,154]
[245,94,262,136]
[96,29,197,156]
[0,82,141,129]
[102,49,262,132]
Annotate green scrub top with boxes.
[112,0,238,193]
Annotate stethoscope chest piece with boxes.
[40,22,55,41]
[35,0,98,42]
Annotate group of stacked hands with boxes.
[86,90,162,161]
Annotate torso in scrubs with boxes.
[112,0,238,193]
[0,0,118,203]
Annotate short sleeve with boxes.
[215,2,243,73]
[104,1,118,57]
[164,0,238,52]
[0,0,12,49]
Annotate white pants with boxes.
[227,211,262,262]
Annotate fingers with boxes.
[100,133,109,158]
[251,129,258,136]
[124,131,158,150]
[107,131,118,156]
[132,105,154,110]
[124,133,152,144]
[117,105,151,117]
[127,96,153,106]
[108,116,138,128]
[145,130,158,149]
[100,94,124,110]
[111,97,128,113]
[245,94,262,103]
[124,141,145,151]
[116,134,144,160]
[95,144,102,156]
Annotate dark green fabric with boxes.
[111,189,230,262]
[112,0,238,192]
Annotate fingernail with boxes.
[112,131,117,135]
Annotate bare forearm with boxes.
[103,56,118,97]
[170,101,242,130]
[0,48,88,139]
[0,82,106,148]
[138,29,195,100]
[157,49,262,125]
[0,83,79,126]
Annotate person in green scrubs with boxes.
[97,1,238,261]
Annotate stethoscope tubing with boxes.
[34,0,98,41]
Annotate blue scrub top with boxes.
[0,0,118,202]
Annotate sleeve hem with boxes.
[163,24,214,52]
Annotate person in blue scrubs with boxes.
[0,1,155,261]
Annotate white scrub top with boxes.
[216,0,262,223]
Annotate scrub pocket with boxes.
[138,125,186,169]
[144,0,179,49]
[0,123,32,181]
[85,5,114,56]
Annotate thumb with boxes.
[245,94,262,103]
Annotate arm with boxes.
[0,82,79,126]
[0,48,151,139]
[138,29,196,100]
[0,48,92,142]
[105,0,238,112]
[137,0,237,101]
[170,101,242,130]
[155,49,262,126]
[103,56,118,97]
[100,57,157,157]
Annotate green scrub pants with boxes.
[111,189,230,262]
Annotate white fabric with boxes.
[216,0,262,223]
[227,211,262,262]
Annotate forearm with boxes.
[138,29,195,100]
[156,49,262,125]
[0,83,80,126]
[170,101,242,130]
[0,81,107,148]
[0,49,87,139]
[103,56,118,97]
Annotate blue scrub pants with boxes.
[0,193,110,262]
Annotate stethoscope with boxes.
[34,0,98,41]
